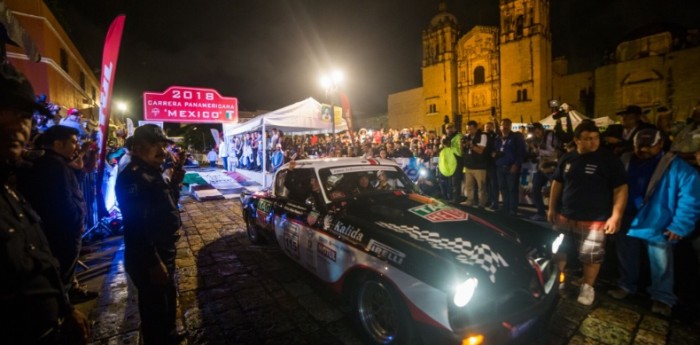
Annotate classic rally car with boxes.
[240,158,563,344]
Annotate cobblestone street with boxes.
[85,198,700,345]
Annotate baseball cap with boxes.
[633,128,661,148]
[616,105,643,116]
[67,108,81,116]
[133,124,174,145]
[0,64,51,116]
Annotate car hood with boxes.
[337,192,555,291]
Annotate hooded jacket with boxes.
[624,152,700,243]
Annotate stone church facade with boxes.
[388,0,700,132]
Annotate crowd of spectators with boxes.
[223,126,441,172]
[223,104,700,317]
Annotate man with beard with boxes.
[608,129,700,316]
[116,125,182,344]
[0,64,89,344]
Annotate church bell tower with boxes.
[422,1,460,130]
[498,0,552,122]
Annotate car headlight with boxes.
[453,277,478,307]
[551,233,564,254]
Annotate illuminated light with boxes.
[551,233,564,254]
[559,271,565,284]
[453,277,478,307]
[115,101,128,112]
[462,334,484,345]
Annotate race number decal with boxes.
[283,222,301,259]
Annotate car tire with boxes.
[244,211,263,244]
[353,276,419,345]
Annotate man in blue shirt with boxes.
[495,118,526,215]
[608,129,700,316]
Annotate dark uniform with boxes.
[18,149,86,287]
[1,169,73,344]
[115,156,181,344]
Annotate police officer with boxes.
[115,125,182,344]
[0,64,89,344]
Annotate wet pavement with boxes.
[81,198,700,345]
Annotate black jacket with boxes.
[116,157,181,268]
[1,166,72,338]
[18,150,86,240]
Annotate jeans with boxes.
[126,248,178,345]
[221,157,228,171]
[532,170,552,216]
[615,228,677,306]
[486,162,499,207]
[496,165,519,214]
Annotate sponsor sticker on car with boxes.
[323,216,365,243]
[408,203,468,222]
[367,239,406,265]
[317,242,337,262]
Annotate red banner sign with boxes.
[143,86,238,123]
[96,15,126,217]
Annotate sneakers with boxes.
[607,288,629,300]
[651,300,672,317]
[69,285,99,304]
[577,283,595,306]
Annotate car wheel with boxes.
[245,211,262,244]
[354,277,417,345]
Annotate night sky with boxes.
[56,0,699,118]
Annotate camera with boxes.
[549,99,568,120]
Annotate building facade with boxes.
[388,0,700,130]
[3,0,100,119]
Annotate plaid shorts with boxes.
[554,214,607,264]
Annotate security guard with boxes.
[0,64,89,344]
[115,124,182,344]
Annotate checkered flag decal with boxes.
[376,222,509,283]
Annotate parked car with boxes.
[240,157,562,344]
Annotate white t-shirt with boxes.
[207,150,218,161]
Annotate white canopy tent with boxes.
[540,110,617,129]
[222,97,348,186]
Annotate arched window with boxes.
[516,15,524,37]
[473,66,485,84]
[522,89,528,101]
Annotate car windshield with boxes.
[317,165,417,201]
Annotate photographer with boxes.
[528,122,559,221]
[549,100,575,147]
[462,121,489,207]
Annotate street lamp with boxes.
[115,101,128,114]
[320,70,344,138]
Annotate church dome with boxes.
[430,1,458,27]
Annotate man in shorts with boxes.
[548,120,628,305]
